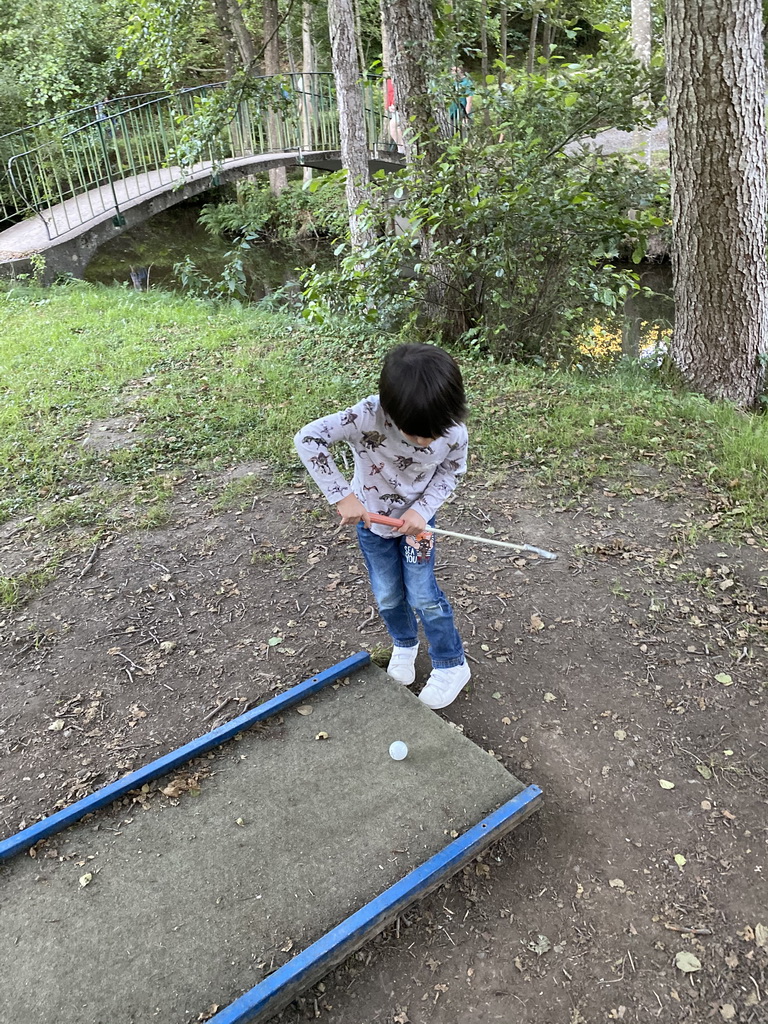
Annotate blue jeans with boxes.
[356,522,465,669]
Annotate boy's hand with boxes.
[397,509,429,549]
[335,493,371,528]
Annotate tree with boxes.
[666,0,768,409]
[327,0,373,247]
[382,0,450,162]
[264,0,289,193]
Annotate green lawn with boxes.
[2,281,767,540]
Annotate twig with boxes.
[202,696,235,723]
[78,542,100,579]
[663,923,712,936]
[115,652,145,674]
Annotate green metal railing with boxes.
[1,74,386,240]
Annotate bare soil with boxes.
[1,462,766,1024]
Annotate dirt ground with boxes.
[1,457,766,1024]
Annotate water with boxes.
[84,198,334,299]
[84,199,673,359]
[621,262,674,357]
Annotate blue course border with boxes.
[210,783,543,1024]
[0,651,370,863]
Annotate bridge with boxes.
[0,74,401,281]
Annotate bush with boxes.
[198,176,348,242]
[303,51,667,366]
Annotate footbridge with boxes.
[0,74,400,280]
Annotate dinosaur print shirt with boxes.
[294,395,468,538]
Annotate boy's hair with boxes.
[379,343,466,439]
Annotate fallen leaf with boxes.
[492,692,502,700]
[674,951,701,973]
[659,779,675,790]
[281,939,294,953]
[79,872,93,888]
[696,764,712,780]
[235,818,244,826]
[719,1004,736,1021]
[755,923,768,949]
[609,878,626,889]
[714,672,733,686]
[528,934,551,955]
[543,692,557,702]
[296,705,313,716]
[267,636,283,647]
[530,613,545,631]
[614,729,627,741]
[48,720,65,732]
[674,854,687,868]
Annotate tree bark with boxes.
[327,0,373,247]
[526,8,540,73]
[382,0,450,162]
[382,0,457,331]
[630,0,652,165]
[301,1,315,183]
[666,0,768,408]
[211,0,238,77]
[226,0,257,68]
[264,0,289,193]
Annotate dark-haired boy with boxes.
[294,343,471,710]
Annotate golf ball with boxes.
[389,740,409,761]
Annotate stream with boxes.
[84,198,673,354]
[84,198,334,300]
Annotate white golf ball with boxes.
[389,740,409,761]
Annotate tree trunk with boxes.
[301,1,315,183]
[383,0,450,162]
[226,0,257,68]
[666,0,768,409]
[382,0,457,330]
[211,0,238,78]
[499,2,507,64]
[327,0,373,247]
[526,9,540,73]
[480,0,488,83]
[541,15,552,61]
[264,0,289,193]
[631,0,652,165]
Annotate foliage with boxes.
[198,177,348,241]
[0,0,137,124]
[173,233,257,303]
[304,50,665,364]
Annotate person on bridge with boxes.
[385,77,405,153]
[449,66,474,132]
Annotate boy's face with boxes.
[402,432,436,448]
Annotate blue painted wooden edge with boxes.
[209,783,543,1024]
[0,651,370,863]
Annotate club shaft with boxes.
[366,512,558,560]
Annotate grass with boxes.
[2,280,768,550]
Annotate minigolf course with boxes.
[0,652,541,1024]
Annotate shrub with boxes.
[198,176,348,242]
[303,52,666,366]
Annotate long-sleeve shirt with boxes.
[294,395,468,538]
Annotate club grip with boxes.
[368,512,405,528]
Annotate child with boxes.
[294,343,471,710]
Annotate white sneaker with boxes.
[387,644,419,685]
[418,661,471,709]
